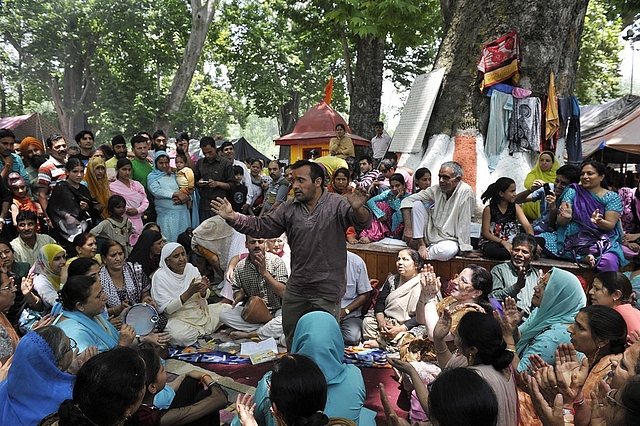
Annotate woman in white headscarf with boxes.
[151,243,226,346]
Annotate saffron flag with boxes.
[324,76,334,105]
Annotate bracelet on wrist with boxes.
[573,396,585,406]
[435,347,449,354]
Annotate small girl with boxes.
[480,177,534,260]
[7,172,40,228]
[360,173,408,243]
[175,153,195,210]
[89,195,136,257]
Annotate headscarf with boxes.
[128,229,163,277]
[147,151,172,189]
[150,243,201,313]
[84,156,111,219]
[290,311,349,384]
[0,330,75,426]
[523,151,561,219]
[33,244,65,290]
[516,267,586,354]
[19,137,45,160]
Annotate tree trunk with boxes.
[278,91,301,136]
[153,0,219,134]
[426,0,589,141]
[349,35,385,140]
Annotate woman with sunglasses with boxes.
[418,264,495,343]
[0,325,97,425]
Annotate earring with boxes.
[468,353,475,365]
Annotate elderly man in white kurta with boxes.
[400,161,475,261]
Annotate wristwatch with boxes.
[344,308,350,315]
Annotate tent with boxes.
[274,101,370,163]
[581,95,640,160]
[0,112,66,143]
[228,137,271,163]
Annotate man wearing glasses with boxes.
[400,161,475,261]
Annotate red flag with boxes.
[323,76,333,105]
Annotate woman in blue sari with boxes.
[540,160,627,271]
[0,326,76,426]
[148,151,191,242]
[499,267,586,372]
[53,275,168,353]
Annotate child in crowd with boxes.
[480,177,534,260]
[251,175,271,216]
[7,172,40,229]
[174,153,195,210]
[228,165,249,214]
[360,173,408,243]
[89,195,136,256]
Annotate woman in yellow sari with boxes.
[522,151,560,220]
[84,156,111,220]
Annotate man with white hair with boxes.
[400,161,475,261]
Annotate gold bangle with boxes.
[506,348,516,353]
[436,347,449,354]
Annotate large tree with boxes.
[426,0,590,140]
[1,0,220,139]
[324,0,441,138]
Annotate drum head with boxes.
[124,303,159,336]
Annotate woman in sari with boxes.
[110,158,149,246]
[361,248,423,350]
[498,267,586,372]
[522,151,560,220]
[618,178,640,259]
[148,151,190,243]
[53,274,168,353]
[0,326,79,425]
[84,156,111,220]
[151,243,225,347]
[540,160,627,271]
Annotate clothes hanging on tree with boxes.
[559,96,582,166]
[477,30,521,91]
[508,97,541,154]
[485,90,514,171]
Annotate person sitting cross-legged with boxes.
[219,235,289,346]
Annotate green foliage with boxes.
[1,0,243,141]
[575,0,624,104]
[217,0,349,122]
[216,0,440,129]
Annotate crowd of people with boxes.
[1,123,640,426]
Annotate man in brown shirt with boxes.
[211,160,372,347]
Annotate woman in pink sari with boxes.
[109,158,148,246]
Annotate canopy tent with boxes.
[581,94,640,158]
[228,137,271,163]
[0,112,66,143]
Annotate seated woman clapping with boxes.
[418,264,495,342]
[151,243,226,347]
[53,275,169,353]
